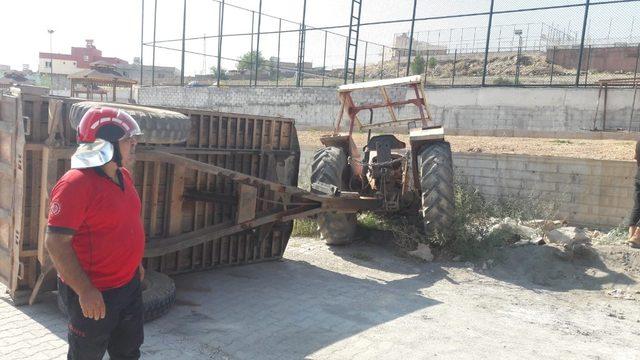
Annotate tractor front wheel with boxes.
[418,141,455,244]
[310,147,357,245]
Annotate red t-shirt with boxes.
[47,167,145,291]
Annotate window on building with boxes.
[83,55,89,61]
[45,61,52,68]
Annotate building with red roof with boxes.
[39,40,128,75]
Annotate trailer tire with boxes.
[69,101,191,144]
[57,270,176,323]
[418,141,455,244]
[311,147,357,245]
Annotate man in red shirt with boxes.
[46,107,146,360]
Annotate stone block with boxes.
[465,158,497,169]
[556,163,592,175]
[526,161,559,173]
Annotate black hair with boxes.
[96,124,125,167]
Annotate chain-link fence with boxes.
[140,0,640,87]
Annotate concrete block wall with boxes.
[298,146,636,228]
[428,87,639,137]
[454,153,636,227]
[138,86,412,129]
[139,86,639,138]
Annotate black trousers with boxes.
[58,275,144,360]
[628,167,640,227]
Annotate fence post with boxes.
[584,45,592,87]
[296,0,307,87]
[140,0,145,85]
[254,0,262,87]
[481,0,495,86]
[276,19,281,87]
[180,0,186,86]
[423,50,429,82]
[396,48,401,77]
[452,49,457,86]
[406,0,418,76]
[362,41,368,82]
[216,0,225,87]
[322,30,327,87]
[249,11,254,87]
[550,46,556,85]
[152,0,158,86]
[634,43,640,83]
[539,22,544,52]
[629,44,640,131]
[380,45,385,79]
[575,0,591,87]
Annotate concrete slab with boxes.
[1,237,639,359]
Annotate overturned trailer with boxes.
[0,86,380,318]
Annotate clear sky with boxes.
[1,0,637,75]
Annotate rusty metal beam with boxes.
[359,117,424,130]
[351,98,422,113]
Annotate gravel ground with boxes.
[297,130,637,161]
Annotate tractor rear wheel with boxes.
[418,141,455,244]
[311,147,357,245]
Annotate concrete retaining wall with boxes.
[298,147,636,228]
[139,86,640,139]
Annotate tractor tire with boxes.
[418,141,455,244]
[57,270,176,323]
[69,101,191,144]
[311,147,357,245]
[141,270,176,322]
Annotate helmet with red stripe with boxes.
[71,107,143,169]
[77,107,142,143]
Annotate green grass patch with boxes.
[292,219,319,237]
[550,139,573,144]
[357,212,392,231]
[440,179,559,261]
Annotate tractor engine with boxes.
[364,135,411,211]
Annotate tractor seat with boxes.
[365,135,406,152]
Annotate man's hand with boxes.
[46,232,106,320]
[78,286,106,320]
[139,263,145,282]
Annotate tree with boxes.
[411,54,425,75]
[210,66,228,80]
[237,51,265,72]
[428,57,437,70]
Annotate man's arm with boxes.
[45,232,105,320]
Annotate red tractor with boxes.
[310,76,454,245]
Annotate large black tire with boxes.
[311,147,357,245]
[418,141,455,244]
[141,270,176,322]
[69,101,191,144]
[57,270,176,323]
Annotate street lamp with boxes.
[47,29,55,89]
[514,29,523,85]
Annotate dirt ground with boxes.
[297,130,636,161]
